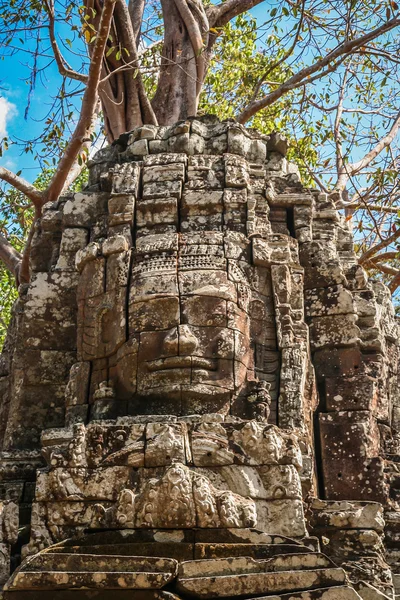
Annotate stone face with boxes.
[0,117,399,599]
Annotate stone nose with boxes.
[178,325,199,355]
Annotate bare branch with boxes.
[128,0,145,44]
[207,0,264,29]
[237,16,400,124]
[389,271,400,293]
[0,234,22,281]
[359,226,400,265]
[368,251,399,263]
[44,0,117,203]
[342,203,400,214]
[61,101,102,194]
[363,258,399,277]
[43,0,88,83]
[246,0,306,108]
[337,108,400,188]
[0,167,43,207]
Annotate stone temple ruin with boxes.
[0,115,398,598]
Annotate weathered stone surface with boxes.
[309,500,385,532]
[255,588,363,600]
[0,116,399,599]
[6,555,178,590]
[176,559,347,598]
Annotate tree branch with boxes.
[114,0,157,126]
[207,0,264,29]
[237,16,400,124]
[0,234,22,281]
[0,168,43,207]
[340,108,400,185]
[363,258,399,277]
[44,0,117,203]
[43,0,88,83]
[359,226,400,264]
[61,101,101,194]
[389,271,400,293]
[128,0,145,44]
[245,0,306,109]
[342,203,400,214]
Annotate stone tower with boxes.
[0,117,398,599]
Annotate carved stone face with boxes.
[116,227,279,414]
[128,232,253,412]
[77,155,281,416]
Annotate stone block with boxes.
[77,257,105,300]
[320,412,387,502]
[143,164,185,184]
[182,191,223,216]
[111,162,140,195]
[63,193,108,227]
[137,198,178,228]
[102,234,130,256]
[56,228,89,270]
[108,194,135,226]
[309,314,360,349]
[176,558,345,598]
[145,423,186,467]
[309,499,385,532]
[65,362,90,406]
[178,270,237,302]
[106,251,131,289]
[325,375,378,412]
[197,465,302,501]
[313,347,383,380]
[305,285,355,317]
[182,296,227,327]
[75,242,101,272]
[143,180,182,200]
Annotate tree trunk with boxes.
[152,0,208,125]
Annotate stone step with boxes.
[4,588,179,599]
[355,581,393,600]
[178,554,335,578]
[55,528,306,548]
[5,568,175,591]
[176,567,347,598]
[194,543,313,559]
[49,542,194,561]
[255,587,363,600]
[2,587,364,600]
[22,553,178,574]
[46,541,313,561]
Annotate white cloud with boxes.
[0,97,17,138]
